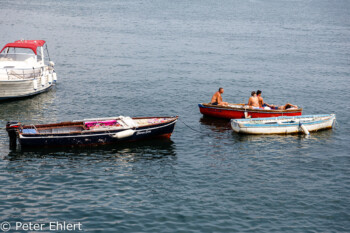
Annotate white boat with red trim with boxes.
[0,40,57,100]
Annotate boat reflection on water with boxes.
[0,90,57,155]
[0,87,57,122]
[7,138,176,161]
[199,116,231,133]
[5,139,177,181]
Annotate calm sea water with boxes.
[1,0,350,232]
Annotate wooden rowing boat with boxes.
[198,103,302,119]
[6,116,178,148]
[230,114,336,134]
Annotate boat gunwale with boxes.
[18,117,179,136]
[18,120,178,139]
[199,103,303,113]
[233,126,334,135]
[237,119,331,128]
[231,114,335,123]
[231,114,335,129]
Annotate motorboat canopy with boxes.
[0,40,46,55]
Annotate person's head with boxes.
[251,91,256,96]
[257,90,262,96]
[285,104,292,110]
[219,87,224,94]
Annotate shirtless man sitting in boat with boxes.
[257,90,272,108]
[248,91,259,109]
[210,87,228,106]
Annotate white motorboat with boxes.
[0,40,57,100]
[231,114,336,135]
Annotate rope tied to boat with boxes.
[333,118,339,130]
[243,106,251,119]
[179,119,211,136]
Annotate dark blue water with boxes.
[1,0,350,232]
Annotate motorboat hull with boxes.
[0,78,53,100]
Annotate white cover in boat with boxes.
[119,116,138,128]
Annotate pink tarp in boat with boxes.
[85,120,117,129]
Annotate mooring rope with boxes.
[179,119,202,134]
[179,119,211,136]
[333,118,339,130]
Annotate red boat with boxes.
[198,103,302,119]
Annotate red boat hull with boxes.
[198,103,302,119]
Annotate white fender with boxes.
[48,72,53,84]
[300,124,309,135]
[33,79,38,90]
[53,71,57,82]
[112,129,135,139]
[41,74,46,87]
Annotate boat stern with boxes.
[6,121,20,149]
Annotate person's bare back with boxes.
[257,90,273,108]
[248,91,259,108]
[257,95,264,107]
[211,92,221,104]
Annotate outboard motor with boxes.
[6,122,20,149]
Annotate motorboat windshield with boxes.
[0,48,37,63]
[0,40,46,63]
